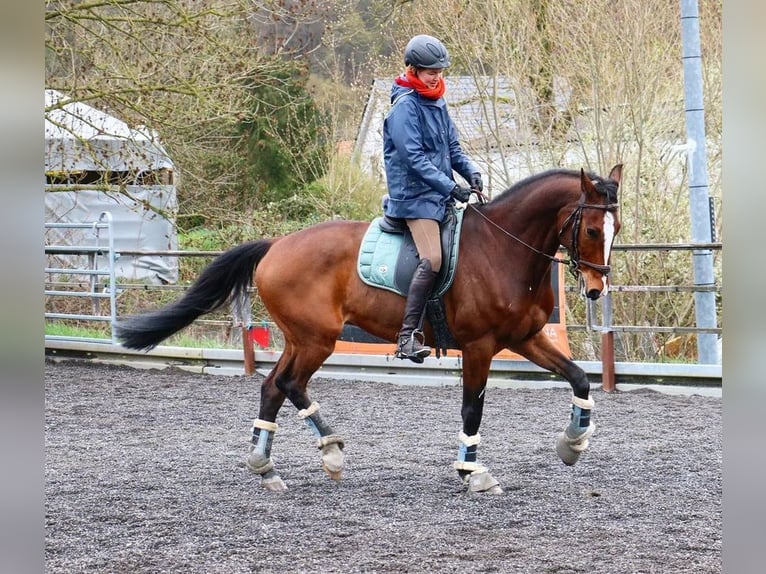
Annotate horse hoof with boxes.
[556,424,595,466]
[246,452,274,475]
[556,434,583,466]
[321,443,344,481]
[262,475,288,492]
[467,471,503,494]
[322,464,342,481]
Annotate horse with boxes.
[115,164,622,494]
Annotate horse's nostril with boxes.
[586,289,602,300]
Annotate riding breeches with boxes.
[405,218,442,273]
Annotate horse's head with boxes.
[560,164,622,300]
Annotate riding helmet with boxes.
[404,34,451,69]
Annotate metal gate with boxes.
[45,211,117,344]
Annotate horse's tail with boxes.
[114,239,274,350]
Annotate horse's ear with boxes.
[580,168,598,198]
[608,164,623,184]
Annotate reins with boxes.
[467,195,619,278]
[468,203,570,267]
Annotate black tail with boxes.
[114,239,274,350]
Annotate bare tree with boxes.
[45,0,331,225]
[386,0,722,360]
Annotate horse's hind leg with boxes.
[279,341,345,480]
[246,341,344,489]
[248,417,286,491]
[246,354,290,491]
[514,331,596,466]
[296,401,345,480]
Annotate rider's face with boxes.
[417,68,443,89]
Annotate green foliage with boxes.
[175,150,384,288]
[45,320,239,349]
[158,330,241,350]
[45,322,110,340]
[179,228,227,252]
[236,61,329,205]
[304,151,386,220]
[179,151,383,249]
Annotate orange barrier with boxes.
[333,262,571,359]
[244,263,570,365]
[332,323,569,360]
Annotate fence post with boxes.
[97,212,118,342]
[601,292,616,392]
[242,325,255,376]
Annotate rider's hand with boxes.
[469,172,483,192]
[451,185,472,203]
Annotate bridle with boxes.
[467,193,619,279]
[557,194,619,277]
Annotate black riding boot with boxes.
[395,258,438,363]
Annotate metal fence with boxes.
[44,214,722,388]
[44,212,117,344]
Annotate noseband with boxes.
[558,194,619,278]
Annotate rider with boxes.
[383,34,483,363]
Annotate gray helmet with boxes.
[404,34,451,69]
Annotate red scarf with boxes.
[394,69,445,100]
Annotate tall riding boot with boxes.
[395,258,438,363]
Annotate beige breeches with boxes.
[405,218,442,273]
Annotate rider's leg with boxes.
[395,219,441,363]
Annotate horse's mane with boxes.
[491,168,618,204]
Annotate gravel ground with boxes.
[45,359,721,573]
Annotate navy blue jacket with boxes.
[383,80,478,221]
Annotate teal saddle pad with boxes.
[357,206,465,297]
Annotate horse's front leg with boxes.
[514,331,596,466]
[456,348,503,494]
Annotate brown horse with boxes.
[115,164,622,494]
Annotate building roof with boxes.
[45,89,174,174]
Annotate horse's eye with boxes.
[586,227,599,239]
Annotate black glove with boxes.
[451,184,471,203]
[469,172,483,192]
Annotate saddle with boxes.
[356,204,465,356]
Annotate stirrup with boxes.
[395,330,431,363]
